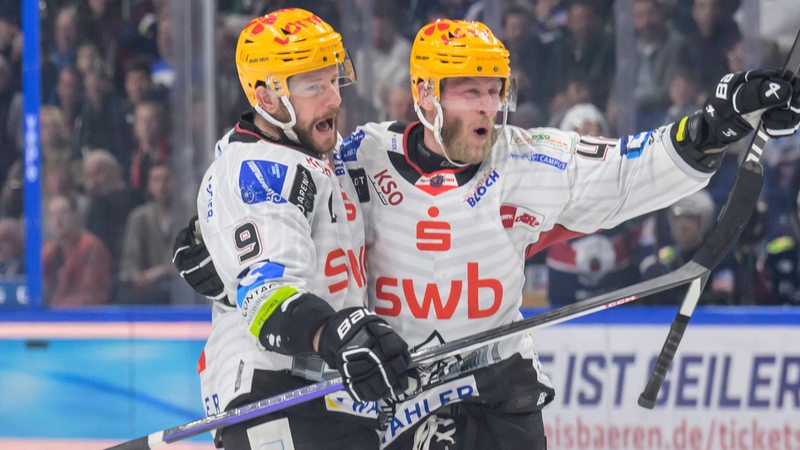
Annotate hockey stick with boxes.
[105,202,759,450]
[637,28,800,409]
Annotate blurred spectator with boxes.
[215,20,248,128]
[734,0,800,56]
[544,220,655,306]
[547,73,593,128]
[82,149,142,274]
[129,100,170,194]
[355,1,411,121]
[39,105,79,179]
[630,0,688,130]
[724,37,782,74]
[121,58,165,128]
[118,160,178,304]
[75,42,103,78]
[385,86,417,124]
[501,4,547,108]
[48,65,83,142]
[0,216,22,278]
[0,54,16,181]
[641,189,768,304]
[232,0,341,30]
[47,5,82,72]
[684,0,741,100]
[661,68,701,124]
[559,103,610,136]
[79,0,123,72]
[545,0,615,111]
[532,0,569,45]
[0,158,21,218]
[73,65,132,167]
[761,135,800,239]
[765,190,800,306]
[42,194,111,307]
[42,154,88,217]
[0,1,20,93]
[151,18,175,91]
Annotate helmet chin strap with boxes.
[414,98,468,168]
[255,96,300,144]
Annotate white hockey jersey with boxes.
[341,121,712,376]
[196,116,367,415]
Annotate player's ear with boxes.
[416,80,434,111]
[255,85,280,115]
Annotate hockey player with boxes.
[175,17,800,450]
[173,9,411,450]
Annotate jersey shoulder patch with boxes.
[238,160,289,205]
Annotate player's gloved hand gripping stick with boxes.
[638,30,800,408]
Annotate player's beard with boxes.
[293,107,341,154]
[440,114,498,165]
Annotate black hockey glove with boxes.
[674,69,797,171]
[172,216,225,301]
[761,72,800,137]
[318,307,411,403]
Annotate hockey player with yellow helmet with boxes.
[337,18,800,449]
[181,8,411,450]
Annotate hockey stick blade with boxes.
[638,28,800,409]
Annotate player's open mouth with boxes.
[473,126,489,138]
[315,118,335,133]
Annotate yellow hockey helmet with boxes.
[235,8,355,106]
[409,19,513,108]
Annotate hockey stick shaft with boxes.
[638,28,800,409]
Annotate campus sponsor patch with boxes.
[288,165,316,217]
[508,151,568,170]
[239,160,288,204]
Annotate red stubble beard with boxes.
[440,114,499,165]
[293,107,341,154]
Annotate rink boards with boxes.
[0,306,797,450]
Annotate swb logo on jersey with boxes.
[500,204,544,231]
